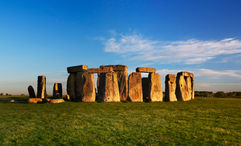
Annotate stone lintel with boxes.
[67,65,88,73]
[87,67,113,73]
[136,67,156,73]
[177,72,194,78]
[100,65,128,72]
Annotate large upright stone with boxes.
[165,74,177,102]
[67,73,76,100]
[75,72,96,102]
[28,85,36,98]
[176,72,194,101]
[100,65,128,101]
[128,72,143,102]
[148,72,163,102]
[37,76,46,99]
[53,83,63,99]
[98,72,120,102]
[117,71,128,101]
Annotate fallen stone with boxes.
[136,67,156,73]
[67,65,88,73]
[28,98,42,103]
[49,99,65,103]
[128,72,143,102]
[165,74,177,102]
[53,83,63,99]
[75,72,96,102]
[37,76,46,99]
[67,73,76,100]
[28,85,36,98]
[98,72,120,102]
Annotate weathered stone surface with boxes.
[128,72,143,102]
[49,99,65,103]
[100,65,128,72]
[75,72,96,102]
[176,72,194,101]
[117,71,128,101]
[28,85,36,98]
[148,73,163,102]
[142,77,149,102]
[136,67,156,73]
[165,74,177,102]
[87,67,113,73]
[37,76,46,99]
[67,65,88,73]
[98,72,120,102]
[28,98,42,103]
[67,73,76,100]
[53,83,63,99]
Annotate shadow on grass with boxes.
[0,96,28,103]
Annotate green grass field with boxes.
[0,96,240,145]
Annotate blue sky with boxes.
[0,0,241,94]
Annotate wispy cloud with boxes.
[103,32,241,64]
[156,69,241,79]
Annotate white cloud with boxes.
[103,33,241,64]
[156,68,241,79]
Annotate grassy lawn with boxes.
[0,96,240,145]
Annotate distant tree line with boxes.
[195,91,241,98]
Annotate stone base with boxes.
[49,99,65,103]
[28,98,42,103]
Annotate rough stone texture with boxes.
[128,72,143,102]
[98,72,120,102]
[148,73,163,102]
[53,83,63,99]
[117,71,128,101]
[176,72,194,101]
[136,67,156,73]
[50,99,65,103]
[165,74,177,102]
[142,77,149,102]
[67,73,76,100]
[87,67,113,73]
[37,76,46,99]
[28,85,36,98]
[67,65,88,73]
[75,72,96,102]
[100,65,128,72]
[28,98,42,103]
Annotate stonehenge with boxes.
[27,64,195,103]
[65,65,195,102]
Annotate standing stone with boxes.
[75,72,96,102]
[191,77,195,99]
[148,73,163,102]
[142,77,149,102]
[37,76,46,99]
[117,71,128,101]
[98,72,120,102]
[128,72,143,102]
[28,85,36,98]
[165,74,177,102]
[53,83,63,99]
[67,73,76,100]
[176,72,194,101]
